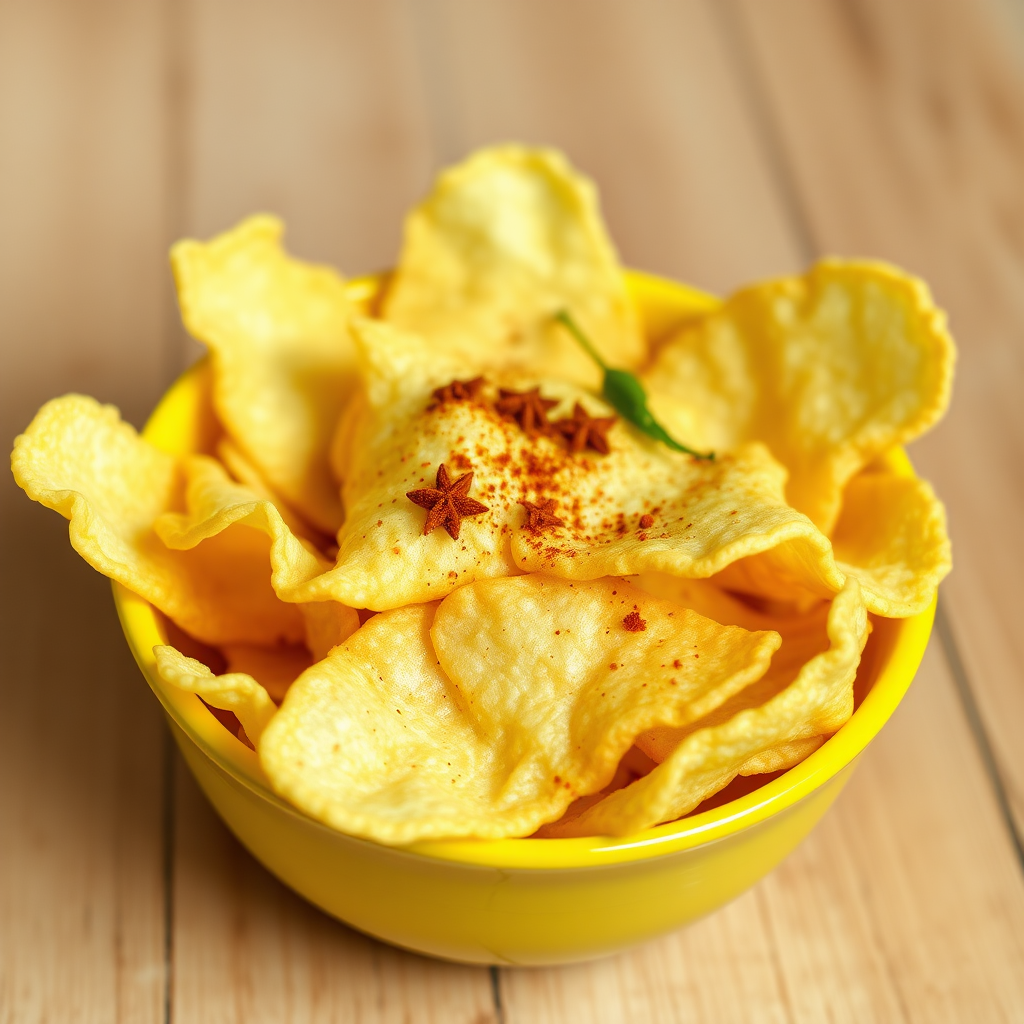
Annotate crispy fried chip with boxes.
[153,454,359,655]
[221,644,312,704]
[12,395,305,645]
[171,215,356,533]
[297,320,844,611]
[645,260,956,533]
[259,578,779,845]
[712,462,950,617]
[383,146,644,388]
[154,645,277,743]
[549,580,868,837]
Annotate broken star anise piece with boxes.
[553,402,618,455]
[518,499,565,533]
[432,376,485,404]
[406,463,489,540]
[495,387,559,434]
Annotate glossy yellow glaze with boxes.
[113,271,934,964]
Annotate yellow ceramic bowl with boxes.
[114,271,934,966]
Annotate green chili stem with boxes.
[553,310,608,370]
[555,308,714,461]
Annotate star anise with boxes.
[495,387,559,434]
[518,499,564,533]
[553,402,618,454]
[432,376,485,404]
[406,463,489,540]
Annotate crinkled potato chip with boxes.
[383,145,645,388]
[221,643,312,704]
[301,317,942,618]
[12,395,305,646]
[172,215,356,533]
[154,645,277,743]
[549,580,868,837]
[645,260,955,533]
[153,453,359,656]
[260,578,779,845]
[296,320,839,612]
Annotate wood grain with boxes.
[733,0,1024,841]
[164,2,496,1019]
[414,0,1024,1018]
[499,647,1024,1023]
[5,0,1024,1020]
[0,2,170,1022]
[171,762,496,1024]
[426,0,802,295]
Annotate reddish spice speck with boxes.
[673,659,682,669]
[623,611,647,632]
[639,513,655,529]
[609,663,618,671]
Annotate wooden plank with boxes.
[415,0,1024,1018]
[171,763,497,1024]
[0,2,170,1022]
[423,0,802,294]
[167,2,496,1018]
[733,0,1024,840]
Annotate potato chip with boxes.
[259,577,780,845]
[550,580,868,837]
[713,462,950,618]
[153,453,359,655]
[216,435,325,544]
[645,260,956,533]
[154,645,277,743]
[171,215,356,533]
[221,644,312,704]
[12,395,305,646]
[383,146,645,388]
[296,320,841,611]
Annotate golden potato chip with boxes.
[171,215,356,533]
[645,260,956,533]
[221,643,312,704]
[713,462,950,618]
[831,470,951,618]
[12,395,304,646]
[296,320,849,612]
[432,575,782,739]
[550,580,868,837]
[383,145,645,388]
[154,645,277,743]
[153,453,359,655]
[216,435,325,544]
[260,578,780,845]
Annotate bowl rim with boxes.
[113,268,935,870]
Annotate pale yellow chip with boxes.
[153,453,359,655]
[12,395,305,646]
[154,645,277,743]
[216,435,324,544]
[171,215,356,533]
[712,462,950,617]
[550,580,868,837]
[260,577,779,845]
[383,145,645,388]
[295,320,849,612]
[221,644,312,704]
[645,260,956,533]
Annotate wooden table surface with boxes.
[3,1,1024,1020]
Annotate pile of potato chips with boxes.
[11,146,954,845]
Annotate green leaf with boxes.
[554,310,714,460]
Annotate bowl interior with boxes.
[114,270,935,870]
